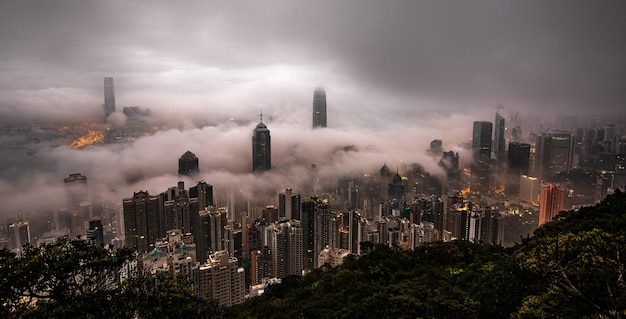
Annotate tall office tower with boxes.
[538,183,565,226]
[506,142,531,196]
[178,151,199,176]
[471,121,493,193]
[312,87,327,128]
[64,173,88,212]
[266,220,303,278]
[301,197,328,270]
[388,172,404,202]
[189,181,214,209]
[103,77,116,117]
[278,188,301,220]
[511,126,522,143]
[534,134,552,179]
[429,139,443,156]
[252,115,271,173]
[193,250,245,307]
[548,131,575,175]
[123,191,161,254]
[493,112,506,164]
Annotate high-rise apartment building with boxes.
[193,250,245,307]
[278,188,301,220]
[123,191,161,254]
[197,207,228,263]
[103,77,116,117]
[252,116,271,173]
[471,121,493,193]
[163,195,200,237]
[178,151,199,176]
[538,183,565,226]
[266,220,303,278]
[313,87,327,128]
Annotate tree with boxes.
[513,229,626,318]
[0,236,135,318]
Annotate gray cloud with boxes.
[1,1,625,218]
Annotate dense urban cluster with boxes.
[1,77,626,314]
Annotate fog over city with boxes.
[1,1,625,218]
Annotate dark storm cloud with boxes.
[1,0,625,122]
[1,1,625,218]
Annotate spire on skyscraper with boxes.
[252,115,271,173]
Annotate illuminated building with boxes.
[538,183,565,226]
[471,121,493,193]
[520,175,541,205]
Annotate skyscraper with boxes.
[252,115,271,173]
[548,131,575,175]
[64,173,88,212]
[471,121,493,194]
[506,142,531,196]
[193,250,245,307]
[123,191,161,254]
[493,112,506,164]
[178,151,199,176]
[103,77,116,117]
[312,87,327,128]
[538,183,565,226]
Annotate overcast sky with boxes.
[1,0,625,124]
[1,1,625,218]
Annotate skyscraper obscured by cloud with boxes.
[103,77,116,118]
[471,121,493,194]
[493,112,506,164]
[178,151,199,176]
[312,87,327,128]
[252,116,271,173]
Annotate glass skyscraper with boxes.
[312,87,327,128]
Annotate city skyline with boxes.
[1,1,626,221]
